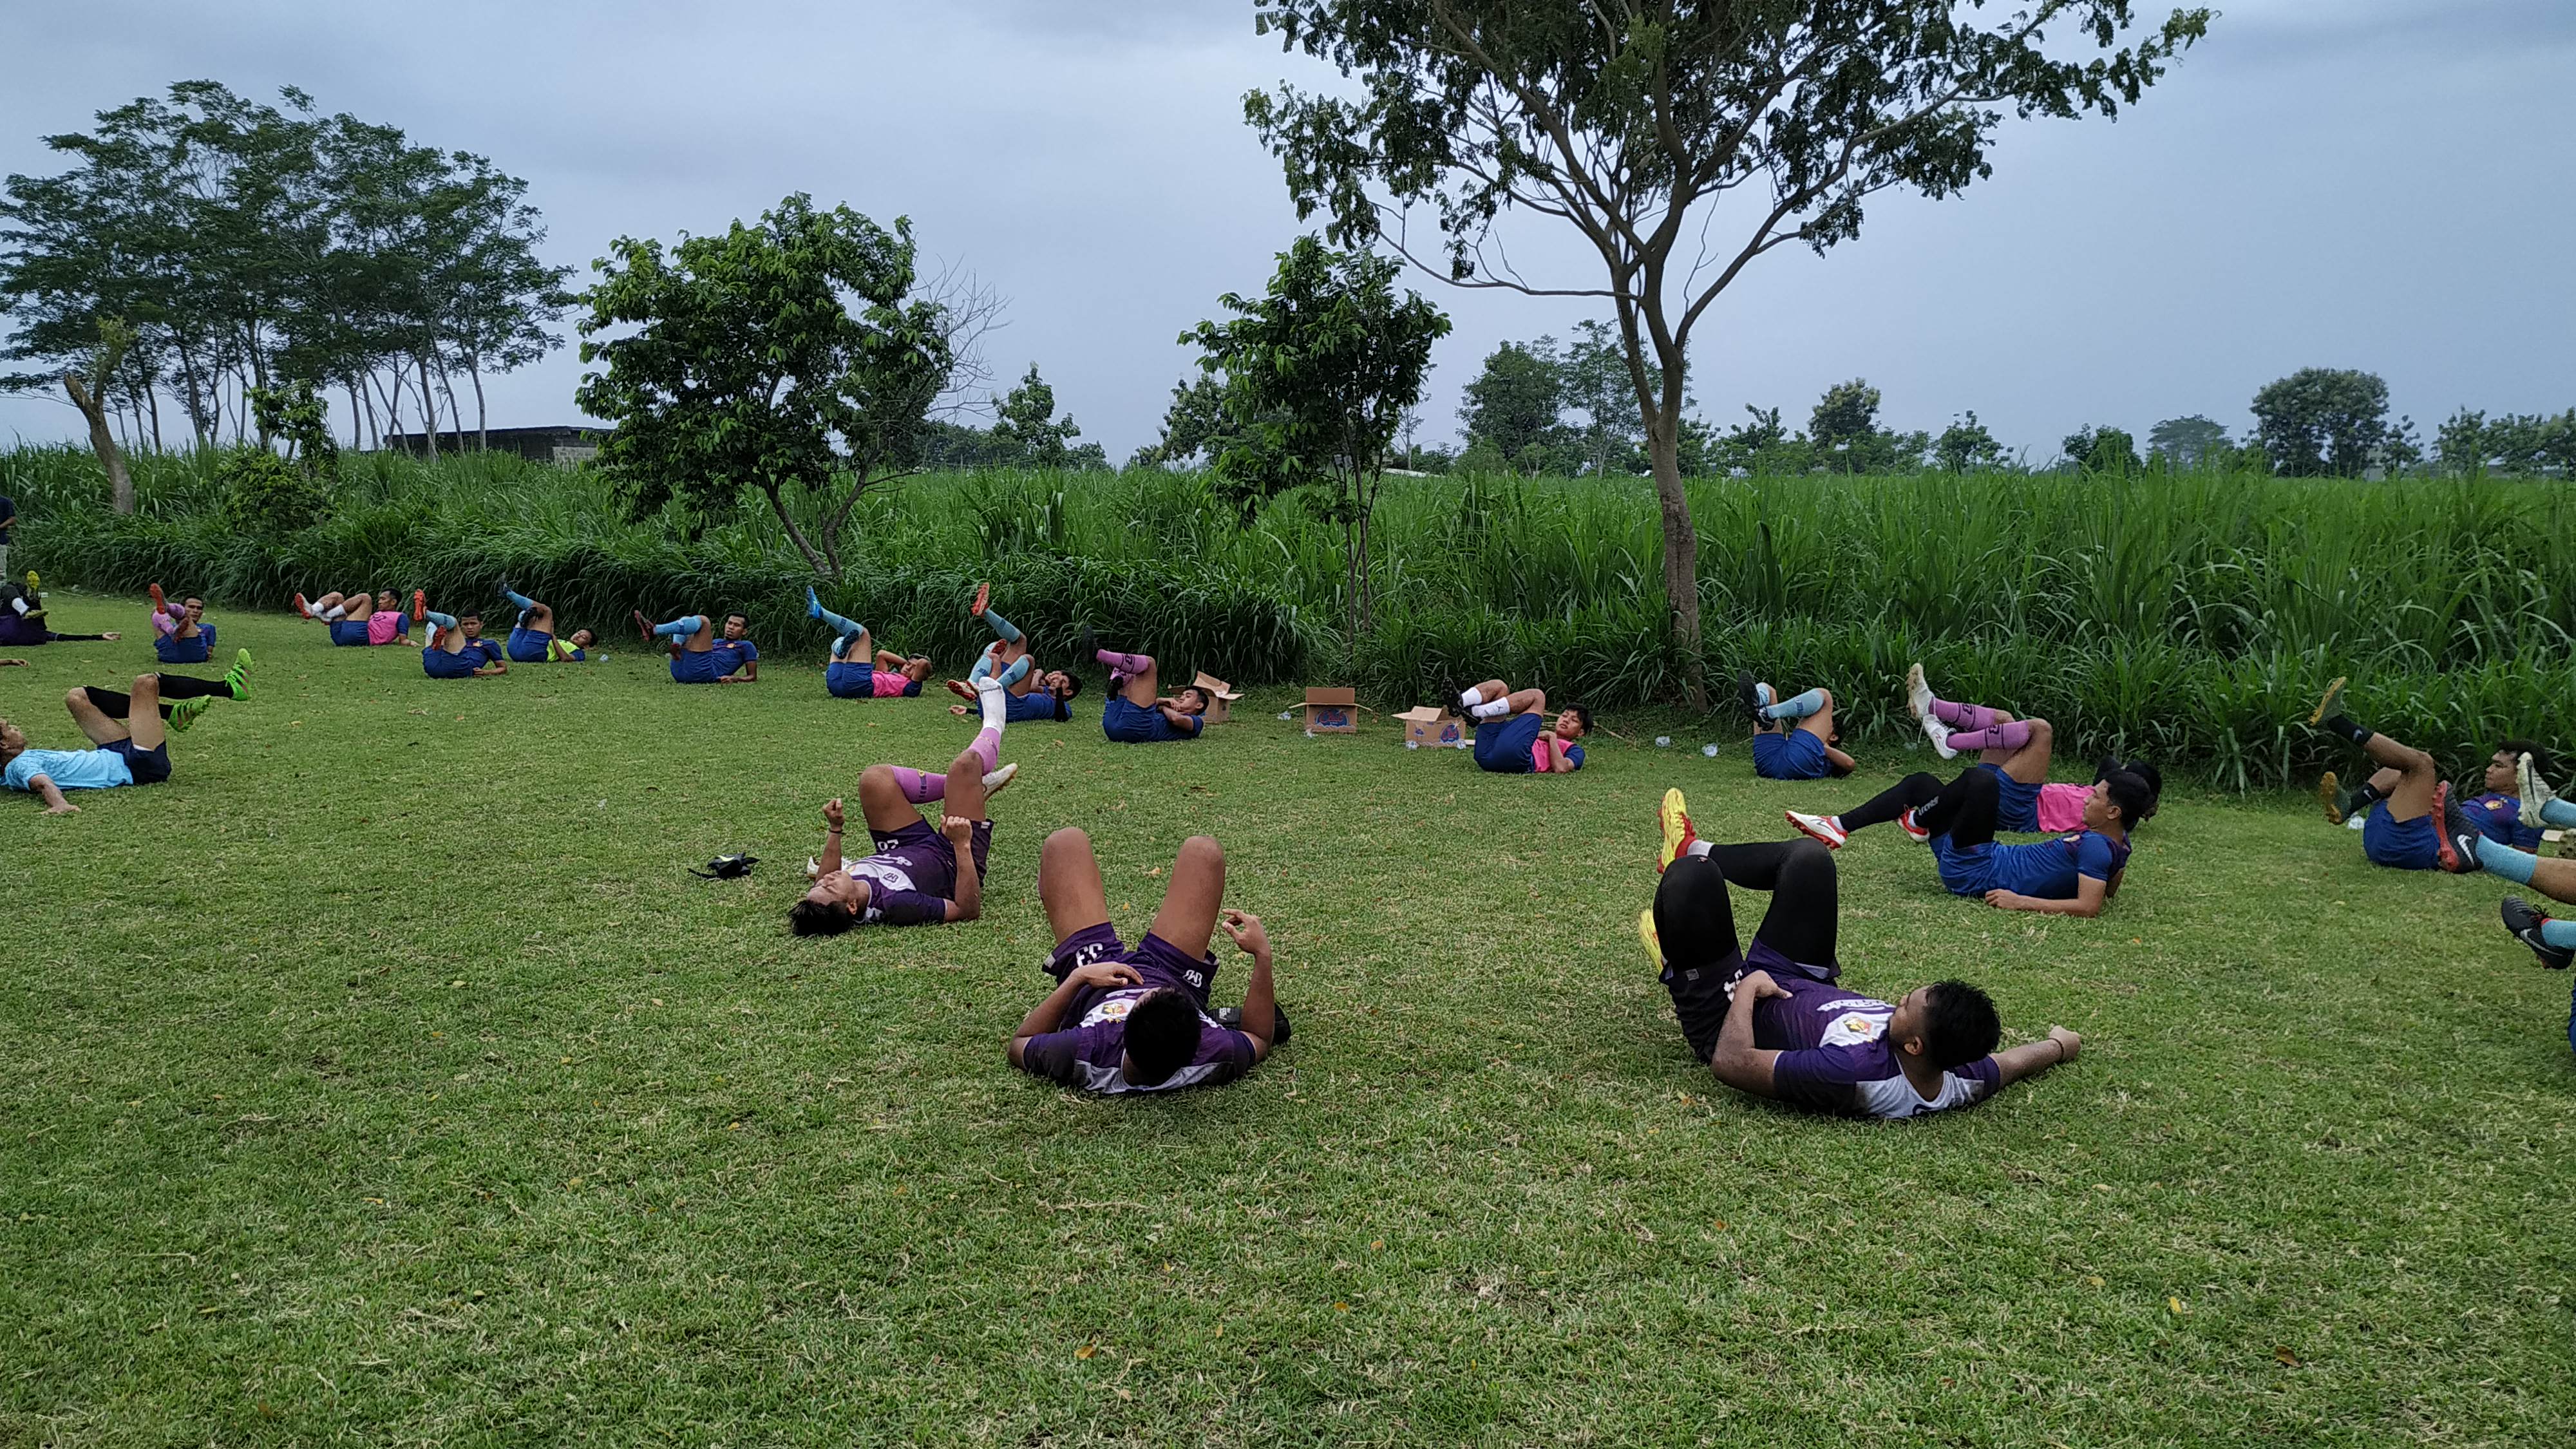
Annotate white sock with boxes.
[1471,699,1511,720]
[977,677,1009,732]
[8,598,25,616]
[1457,687,1483,709]
[1686,840,1713,859]
[325,605,348,621]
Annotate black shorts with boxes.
[1662,953,1747,1065]
[104,738,172,785]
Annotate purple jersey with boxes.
[837,818,991,926]
[1743,943,2002,1119]
[2461,791,2541,851]
[1016,924,1258,1094]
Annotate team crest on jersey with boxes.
[1819,1010,1889,1046]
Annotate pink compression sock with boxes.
[1930,698,2004,731]
[1945,720,2032,753]
[889,766,947,804]
[970,727,1000,776]
[1095,649,1152,677]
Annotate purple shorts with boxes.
[1046,923,1220,1006]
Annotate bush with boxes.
[10,444,2572,787]
[219,448,336,536]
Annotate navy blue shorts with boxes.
[1751,728,1832,781]
[1473,712,1544,773]
[2362,801,2441,871]
[1104,695,1195,743]
[1978,761,2043,833]
[103,738,172,785]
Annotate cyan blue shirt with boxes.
[5,747,133,792]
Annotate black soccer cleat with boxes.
[1217,1003,1292,1046]
[2501,898,2573,970]
[1736,668,1764,721]
[2437,784,2482,875]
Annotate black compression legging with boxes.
[81,676,230,720]
[1838,771,1945,832]
[1651,837,1839,971]
[1836,766,2002,847]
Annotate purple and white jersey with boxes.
[1017,926,1257,1095]
[1745,945,2000,1120]
[840,819,990,927]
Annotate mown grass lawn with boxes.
[4,592,2571,1447]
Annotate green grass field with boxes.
[5,592,2572,1447]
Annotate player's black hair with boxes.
[2103,770,2155,829]
[1123,988,1200,1086]
[1919,980,2003,1070]
[786,897,858,938]
[2093,757,2164,820]
[1056,674,1083,700]
[2499,738,2558,786]
[1566,703,1595,734]
[724,612,750,627]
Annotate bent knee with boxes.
[1044,826,1094,855]
[1176,834,1224,870]
[1814,688,1834,709]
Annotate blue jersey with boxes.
[672,639,757,683]
[1935,830,2128,900]
[424,639,502,678]
[2461,791,2542,851]
[1005,689,1074,723]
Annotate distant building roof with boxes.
[379,426,606,463]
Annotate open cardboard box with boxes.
[1303,686,1359,734]
[1394,704,1466,750]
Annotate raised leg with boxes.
[1984,715,2053,784]
[1039,827,1112,947]
[1790,688,1837,744]
[1146,835,1226,960]
[1652,853,1741,972]
[1915,766,2002,848]
[2362,735,2441,822]
[856,763,926,837]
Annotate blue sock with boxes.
[2545,918,2576,949]
[969,651,995,684]
[984,607,1024,646]
[2475,835,2538,885]
[504,589,536,612]
[2543,798,2576,828]
[424,610,457,630]
[653,615,703,639]
[1759,688,1827,723]
[815,603,864,641]
[996,654,1032,688]
[805,587,825,622]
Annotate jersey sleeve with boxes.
[1765,1045,1878,1113]
[739,641,760,661]
[1179,713,1204,737]
[1,754,33,792]
[1954,1055,2001,1096]
[1016,1029,1084,1086]
[2076,832,2117,881]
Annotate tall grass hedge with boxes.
[6,442,2569,787]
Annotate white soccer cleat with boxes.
[2519,752,2560,828]
[805,857,822,880]
[1785,810,1847,849]
[981,761,1018,797]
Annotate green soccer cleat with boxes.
[166,696,212,733]
[223,648,253,702]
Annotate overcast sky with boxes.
[3,0,2570,462]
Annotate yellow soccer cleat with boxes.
[2307,676,2347,726]
[2316,771,2343,824]
[1657,786,1696,874]
[1637,908,1663,971]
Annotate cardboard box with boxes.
[1303,686,1359,734]
[1191,672,1244,725]
[1395,705,1465,750]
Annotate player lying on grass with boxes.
[293,588,412,647]
[416,596,507,679]
[788,679,1016,934]
[498,583,596,663]
[1455,679,1590,774]
[2319,737,2552,858]
[0,574,120,647]
[2464,753,2576,971]
[1009,826,1282,1095]
[1092,638,1207,743]
[804,589,930,699]
[0,674,184,814]
[942,582,1081,723]
[146,585,217,665]
[1642,788,2078,1119]
[1800,761,2144,916]
[1738,671,1852,780]
[635,609,759,684]
[2307,678,2495,874]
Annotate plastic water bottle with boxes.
[1405,739,1419,750]
[1701,743,1721,757]
[1278,710,1294,721]
[1654,735,1672,748]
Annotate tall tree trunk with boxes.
[374,368,406,451]
[64,372,137,515]
[469,358,489,452]
[147,384,163,453]
[1649,413,1705,710]
[759,482,832,574]
[417,354,440,459]
[433,359,464,451]
[346,377,366,451]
